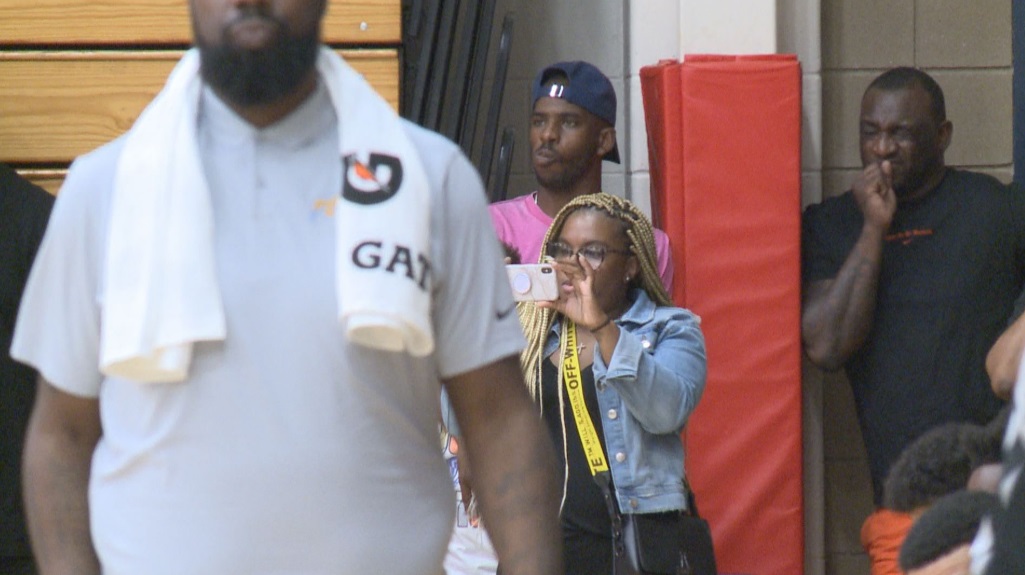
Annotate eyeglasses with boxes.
[546,241,632,270]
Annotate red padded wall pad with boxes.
[641,54,804,575]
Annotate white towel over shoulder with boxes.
[320,48,433,357]
[101,48,432,383]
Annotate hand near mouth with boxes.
[537,255,608,332]
[853,160,897,232]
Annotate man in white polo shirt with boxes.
[11,1,561,574]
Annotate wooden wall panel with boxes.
[20,169,64,196]
[0,50,399,165]
[0,0,400,45]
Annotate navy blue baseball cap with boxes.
[531,61,620,163]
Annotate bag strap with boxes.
[562,322,628,555]
[561,323,618,507]
[562,321,609,477]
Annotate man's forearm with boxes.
[461,407,562,575]
[986,311,1025,399]
[802,224,886,370]
[23,383,101,575]
[445,357,562,575]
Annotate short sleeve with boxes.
[427,145,525,379]
[10,146,120,397]
[653,227,674,292]
[802,194,859,284]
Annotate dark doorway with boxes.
[1015,0,1024,184]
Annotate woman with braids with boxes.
[519,193,707,574]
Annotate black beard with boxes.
[532,149,593,192]
[535,168,584,193]
[197,25,320,107]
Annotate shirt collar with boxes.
[199,79,336,150]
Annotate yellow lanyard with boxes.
[563,321,609,477]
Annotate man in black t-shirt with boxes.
[0,163,54,575]
[801,67,1025,561]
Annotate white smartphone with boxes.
[505,263,559,302]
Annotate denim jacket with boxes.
[544,289,707,514]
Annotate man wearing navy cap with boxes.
[488,61,674,290]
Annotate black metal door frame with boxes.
[1015,0,1024,184]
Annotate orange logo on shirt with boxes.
[885,228,933,245]
[313,198,336,217]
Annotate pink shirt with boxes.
[489,193,675,292]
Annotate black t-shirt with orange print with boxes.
[802,168,1025,505]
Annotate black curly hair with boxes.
[883,423,975,512]
[883,406,1011,513]
[961,403,1012,467]
[898,490,999,571]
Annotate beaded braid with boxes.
[520,193,672,401]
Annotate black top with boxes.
[0,163,54,557]
[540,357,614,575]
[802,169,1025,504]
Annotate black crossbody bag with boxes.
[594,470,717,575]
[617,478,718,575]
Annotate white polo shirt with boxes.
[12,81,524,575]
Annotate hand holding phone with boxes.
[506,263,558,302]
